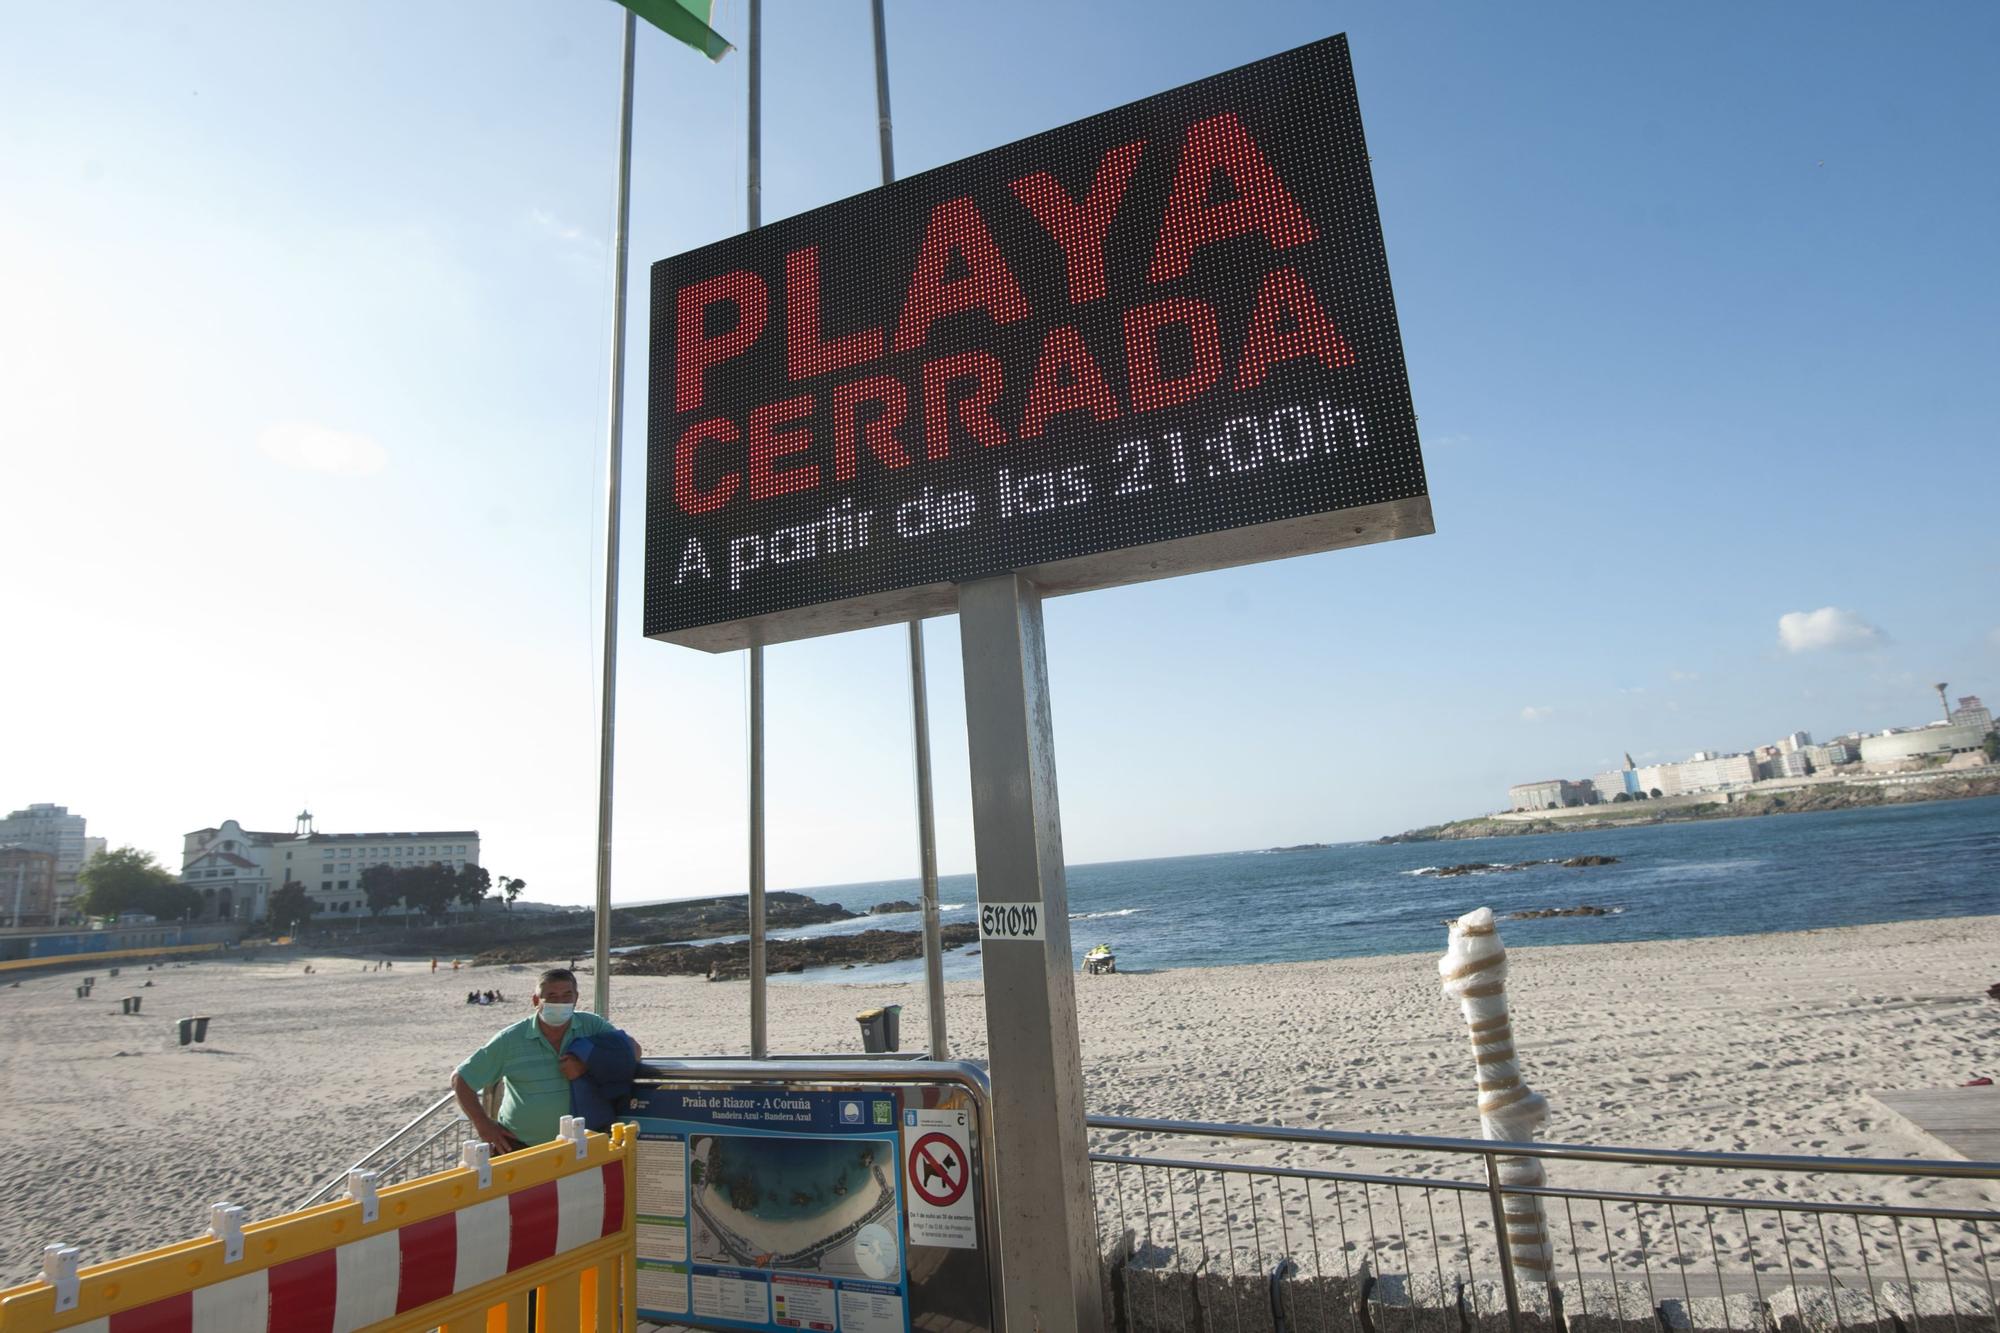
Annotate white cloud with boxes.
[256,421,387,477]
[1520,705,1554,722]
[529,208,601,249]
[1778,607,1882,654]
[1668,669,1699,682]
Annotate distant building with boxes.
[1,845,58,927]
[181,813,481,921]
[1805,741,1856,770]
[1672,753,1758,792]
[1949,696,1993,734]
[0,804,91,924]
[1634,763,1680,797]
[1591,769,1639,802]
[1859,722,1991,765]
[1508,779,1591,812]
[1776,731,1813,755]
[1759,751,1809,780]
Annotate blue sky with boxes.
[3,1,1994,903]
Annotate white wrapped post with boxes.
[1439,907,1553,1282]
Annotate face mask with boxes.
[538,1001,575,1025]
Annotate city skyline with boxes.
[4,3,1996,907]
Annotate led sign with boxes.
[646,33,1430,651]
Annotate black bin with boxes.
[855,1004,903,1053]
[193,1015,211,1042]
[177,1017,194,1046]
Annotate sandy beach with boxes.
[2,914,1996,1289]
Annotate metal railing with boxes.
[294,1091,481,1210]
[297,1093,2000,1333]
[1086,1115,2000,1333]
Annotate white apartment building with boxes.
[182,814,481,921]
[0,804,91,923]
[1671,753,1758,792]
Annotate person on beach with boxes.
[449,968,640,1155]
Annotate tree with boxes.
[1649,787,1664,799]
[499,876,526,911]
[77,847,179,920]
[1612,792,1631,804]
[267,881,316,935]
[1984,731,1998,764]
[1633,790,1650,801]
[455,863,492,913]
[403,862,460,923]
[360,864,402,919]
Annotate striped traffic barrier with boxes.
[0,1118,637,1333]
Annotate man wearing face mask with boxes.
[450,967,638,1155]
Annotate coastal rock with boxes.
[1416,856,1618,879]
[616,923,978,977]
[471,890,857,966]
[869,900,919,915]
[1507,905,1616,920]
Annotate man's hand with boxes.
[559,1054,586,1081]
[477,1122,517,1156]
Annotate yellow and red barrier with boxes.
[0,1120,638,1333]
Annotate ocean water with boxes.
[681,795,2000,984]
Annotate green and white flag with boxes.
[618,0,733,61]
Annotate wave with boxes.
[1071,907,1145,921]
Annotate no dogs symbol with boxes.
[906,1132,967,1208]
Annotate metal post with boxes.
[1484,1152,1524,1333]
[590,8,637,1020]
[10,861,24,928]
[869,0,947,1060]
[958,573,1103,1333]
[745,0,767,1060]
[908,623,947,1059]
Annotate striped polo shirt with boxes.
[455,1010,614,1146]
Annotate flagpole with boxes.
[591,7,638,1020]
[867,0,947,1061]
[746,0,768,1061]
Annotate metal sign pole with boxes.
[869,0,949,1061]
[957,573,1102,1333]
[745,0,767,1060]
[590,8,637,1020]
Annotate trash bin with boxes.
[192,1015,211,1043]
[130,996,143,1014]
[76,986,87,1000]
[177,1018,194,1046]
[108,968,119,977]
[120,997,133,1015]
[855,1005,903,1053]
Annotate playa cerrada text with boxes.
[642,36,1425,642]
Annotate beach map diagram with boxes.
[688,1132,899,1279]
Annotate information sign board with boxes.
[630,1086,910,1333]
[646,33,1429,651]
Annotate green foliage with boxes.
[499,876,526,910]
[401,862,461,922]
[77,846,182,920]
[455,863,491,910]
[359,864,402,918]
[267,881,316,935]
[1984,731,1999,763]
[1611,791,1630,803]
